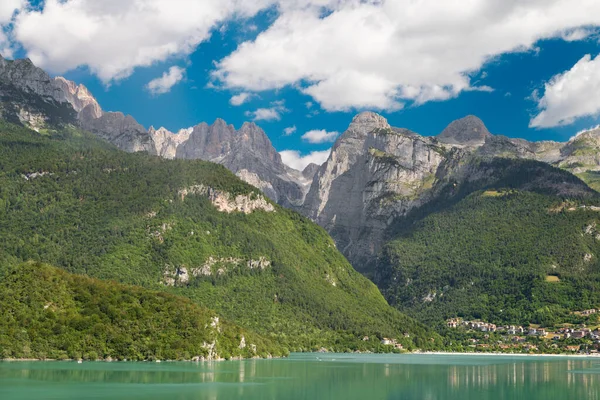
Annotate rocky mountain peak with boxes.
[438,115,491,146]
[349,111,390,131]
[0,54,64,100]
[53,76,102,119]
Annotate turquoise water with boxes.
[1,353,599,399]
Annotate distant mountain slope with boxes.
[156,119,308,207]
[373,158,600,326]
[0,262,285,361]
[0,121,439,351]
[301,112,600,274]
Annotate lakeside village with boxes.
[445,309,600,354]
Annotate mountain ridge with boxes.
[3,53,600,274]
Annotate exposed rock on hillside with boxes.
[178,185,275,213]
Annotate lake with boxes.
[1,353,599,399]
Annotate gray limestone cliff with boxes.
[302,112,447,271]
[300,112,600,273]
[152,120,307,207]
[0,54,155,154]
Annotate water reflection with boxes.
[0,354,599,400]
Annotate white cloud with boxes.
[0,0,23,24]
[245,100,287,121]
[229,92,253,106]
[561,27,597,42]
[283,125,296,136]
[279,149,331,171]
[12,0,272,82]
[146,66,185,95]
[302,129,339,144]
[530,54,600,128]
[246,108,281,121]
[213,0,600,111]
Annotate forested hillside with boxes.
[0,121,439,353]
[375,174,600,327]
[0,262,285,360]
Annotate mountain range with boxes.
[3,53,600,271]
[2,53,600,344]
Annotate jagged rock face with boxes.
[437,115,491,146]
[558,128,600,173]
[302,112,447,271]
[80,108,156,154]
[150,126,192,159]
[0,57,64,100]
[0,55,77,128]
[155,120,308,207]
[53,76,102,119]
[0,55,156,155]
[302,163,320,180]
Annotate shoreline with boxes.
[411,351,600,358]
[2,351,600,362]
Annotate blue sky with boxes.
[4,1,600,169]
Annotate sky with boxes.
[3,1,600,170]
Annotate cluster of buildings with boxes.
[379,338,404,350]
[555,327,600,340]
[446,319,497,332]
[446,318,600,341]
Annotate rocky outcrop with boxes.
[163,256,271,285]
[0,57,65,100]
[178,185,275,213]
[0,55,314,206]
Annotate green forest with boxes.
[0,262,286,361]
[376,188,600,327]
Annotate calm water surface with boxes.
[1,353,599,399]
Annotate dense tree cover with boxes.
[0,262,286,360]
[0,121,440,353]
[376,188,600,328]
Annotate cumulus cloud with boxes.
[12,0,272,82]
[0,0,23,24]
[245,100,287,121]
[213,0,600,111]
[561,27,597,42]
[302,129,339,144]
[146,66,185,95]
[279,149,331,171]
[283,125,296,136]
[530,54,600,128]
[229,92,253,106]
